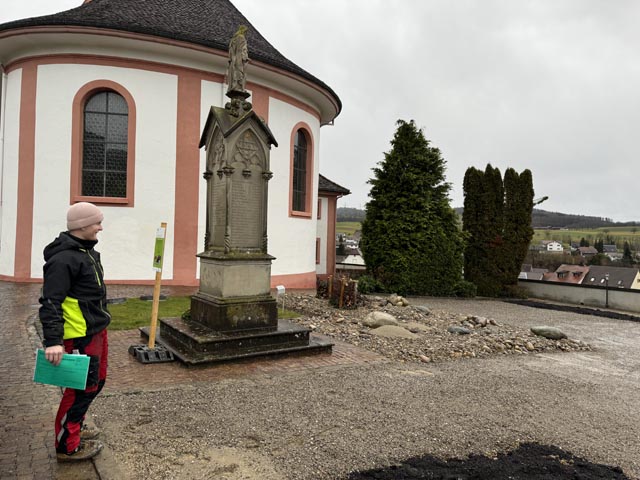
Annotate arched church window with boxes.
[290,124,313,217]
[82,91,128,197]
[292,129,308,212]
[71,80,136,206]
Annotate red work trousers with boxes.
[55,329,108,454]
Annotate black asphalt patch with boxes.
[345,442,629,479]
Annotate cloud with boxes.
[4,0,640,221]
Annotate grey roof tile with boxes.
[0,0,340,113]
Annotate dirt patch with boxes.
[346,443,630,479]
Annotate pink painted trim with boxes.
[104,279,199,286]
[270,271,317,289]
[288,122,314,219]
[14,63,37,279]
[248,83,270,123]
[173,72,201,284]
[0,26,338,117]
[246,81,320,122]
[70,80,136,206]
[5,53,224,83]
[0,275,41,283]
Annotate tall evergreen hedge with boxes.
[463,164,534,296]
[360,120,465,296]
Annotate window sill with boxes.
[289,210,312,219]
[72,195,132,206]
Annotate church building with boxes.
[0,0,348,288]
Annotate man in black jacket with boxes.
[39,202,110,462]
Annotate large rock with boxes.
[530,326,567,340]
[370,325,419,339]
[363,311,398,328]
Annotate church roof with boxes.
[0,0,340,114]
[318,174,350,195]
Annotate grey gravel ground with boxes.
[91,298,640,479]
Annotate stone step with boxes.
[140,318,333,365]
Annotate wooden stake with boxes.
[339,278,346,309]
[148,222,167,349]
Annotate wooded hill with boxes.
[338,207,639,229]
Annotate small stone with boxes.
[525,342,535,351]
[447,326,471,335]
[419,355,431,363]
[405,322,430,333]
[414,305,431,315]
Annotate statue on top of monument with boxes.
[227,25,249,94]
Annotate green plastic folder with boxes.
[33,349,90,390]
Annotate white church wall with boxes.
[30,63,179,280]
[316,197,329,275]
[267,97,320,276]
[0,69,21,276]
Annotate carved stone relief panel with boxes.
[232,129,265,171]
[229,164,262,249]
[212,174,227,248]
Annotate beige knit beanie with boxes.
[67,202,104,230]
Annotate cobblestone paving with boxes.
[0,282,59,480]
[0,282,386,479]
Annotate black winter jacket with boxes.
[39,232,110,347]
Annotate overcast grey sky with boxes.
[3,1,639,221]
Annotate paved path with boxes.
[0,282,385,479]
[0,282,65,479]
[3,282,640,479]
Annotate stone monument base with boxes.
[141,318,332,365]
[144,251,332,365]
[190,293,278,332]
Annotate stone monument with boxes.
[144,26,332,364]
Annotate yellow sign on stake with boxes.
[148,222,167,349]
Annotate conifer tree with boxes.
[622,241,633,266]
[360,120,465,296]
[502,168,534,286]
[594,239,604,253]
[463,164,534,296]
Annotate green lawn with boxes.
[533,228,640,249]
[337,222,361,236]
[108,296,299,331]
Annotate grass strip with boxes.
[108,296,299,331]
